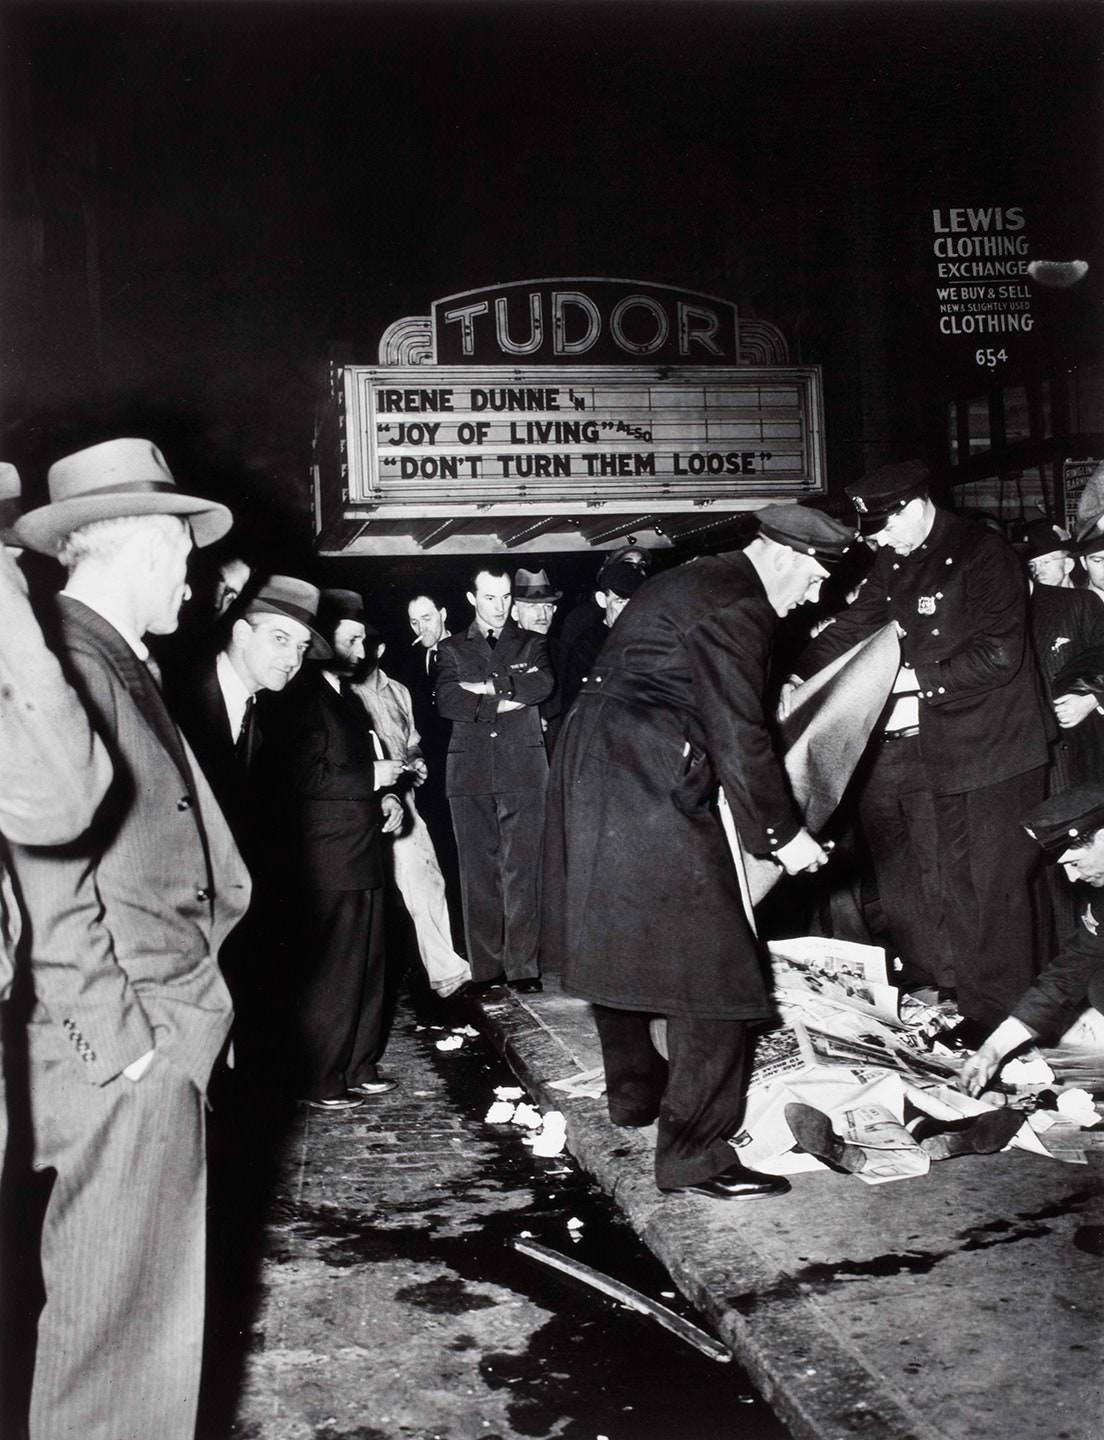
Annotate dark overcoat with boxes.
[259,667,386,891]
[435,619,553,796]
[542,552,804,1019]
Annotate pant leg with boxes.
[936,767,1046,1029]
[655,1015,751,1190]
[449,794,506,982]
[497,784,547,981]
[592,1005,668,1125]
[390,800,470,994]
[27,1047,207,1440]
[346,887,390,1087]
[297,888,373,1100]
[858,737,951,988]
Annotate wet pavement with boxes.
[473,975,1104,1440]
[202,990,790,1439]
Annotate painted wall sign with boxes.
[430,278,740,366]
[342,364,824,509]
[929,206,1035,373]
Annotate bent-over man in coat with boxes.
[436,567,554,993]
[543,505,854,1200]
[5,438,248,1440]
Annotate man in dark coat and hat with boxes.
[542,503,854,1200]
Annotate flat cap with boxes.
[1023,784,1104,854]
[755,503,856,561]
[597,559,648,599]
[846,460,932,534]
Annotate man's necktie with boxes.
[486,632,497,650]
[235,695,256,765]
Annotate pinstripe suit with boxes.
[3,597,249,1440]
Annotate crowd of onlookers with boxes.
[4,437,1104,1432]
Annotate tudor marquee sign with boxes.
[343,364,823,508]
[318,279,825,549]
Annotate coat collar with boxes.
[59,595,195,788]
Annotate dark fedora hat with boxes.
[513,567,562,602]
[244,575,331,659]
[14,439,232,555]
[1018,517,1071,560]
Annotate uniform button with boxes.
[945,557,953,565]
[925,690,933,697]
[932,628,940,636]
[892,563,900,571]
[196,887,210,903]
[489,731,498,739]
[177,795,192,811]
[936,592,943,599]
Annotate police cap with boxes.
[846,460,932,535]
[1022,784,1104,855]
[755,503,856,561]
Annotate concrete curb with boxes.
[472,988,939,1440]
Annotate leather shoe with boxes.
[349,1076,398,1096]
[784,1102,868,1174]
[663,1161,791,1200]
[913,1107,1024,1160]
[508,978,543,995]
[303,1093,366,1112]
[469,975,507,995]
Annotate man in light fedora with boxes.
[4,438,249,1440]
[512,565,568,749]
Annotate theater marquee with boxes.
[343,365,823,509]
[314,278,825,553]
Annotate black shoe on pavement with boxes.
[784,1102,868,1174]
[349,1077,398,1096]
[662,1161,791,1200]
[303,1093,366,1112]
[508,978,543,995]
[469,975,507,995]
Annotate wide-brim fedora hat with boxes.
[513,566,562,602]
[14,438,233,555]
[244,575,332,660]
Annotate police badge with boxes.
[918,596,937,616]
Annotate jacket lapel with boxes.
[61,598,196,790]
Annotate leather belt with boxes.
[880,725,920,742]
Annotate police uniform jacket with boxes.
[799,508,1049,794]
[1012,889,1104,1041]
[542,552,804,1019]
[435,620,553,797]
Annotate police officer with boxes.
[797,460,1051,1042]
[963,784,1104,1094]
[543,503,854,1199]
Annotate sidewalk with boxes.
[468,976,1104,1440]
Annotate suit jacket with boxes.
[799,508,1050,795]
[0,553,112,1000]
[435,619,553,797]
[8,597,247,1092]
[259,666,386,890]
[166,654,261,864]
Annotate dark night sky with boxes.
[2,0,1102,571]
